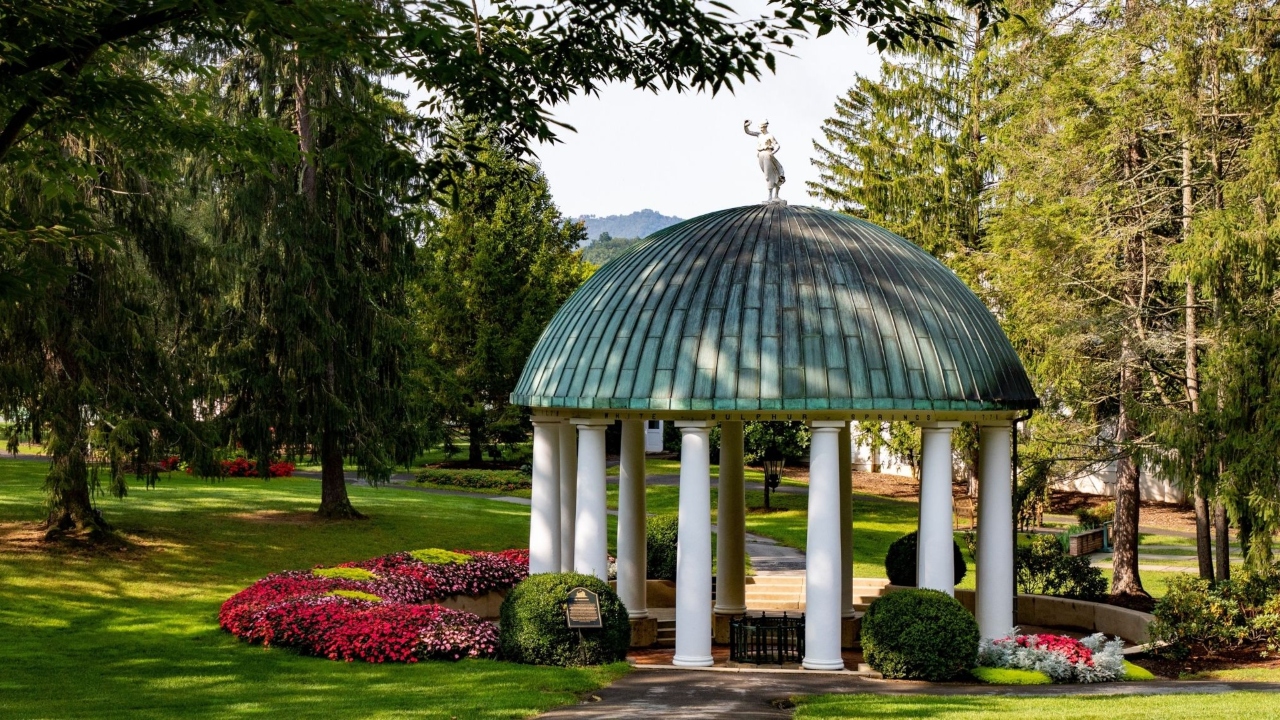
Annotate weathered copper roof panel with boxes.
[513,205,1038,412]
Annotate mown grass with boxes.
[791,693,1280,719]
[0,459,623,719]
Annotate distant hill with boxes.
[576,209,683,244]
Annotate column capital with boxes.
[919,420,962,430]
[674,419,716,429]
[570,417,613,428]
[531,415,563,425]
[808,420,848,431]
[979,418,1014,428]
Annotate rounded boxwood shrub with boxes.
[861,588,979,681]
[646,513,679,581]
[884,531,966,587]
[499,572,631,666]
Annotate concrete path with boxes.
[539,670,1280,719]
[743,533,807,574]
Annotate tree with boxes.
[810,0,998,268]
[0,51,221,535]
[3,0,1011,532]
[199,45,426,519]
[415,132,590,464]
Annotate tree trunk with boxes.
[317,423,363,519]
[1213,500,1230,581]
[1110,337,1148,598]
[43,403,111,538]
[1182,138,1214,581]
[1194,490,1214,580]
[468,417,484,465]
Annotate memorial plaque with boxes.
[565,587,603,629]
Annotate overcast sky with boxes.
[531,21,883,220]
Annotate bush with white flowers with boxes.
[977,631,1126,683]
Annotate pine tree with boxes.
[204,49,423,518]
[415,132,590,464]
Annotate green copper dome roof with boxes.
[513,204,1037,413]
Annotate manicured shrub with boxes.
[970,666,1052,685]
[646,513,679,581]
[313,567,376,581]
[414,468,531,492]
[883,531,966,587]
[861,588,979,681]
[499,572,631,666]
[409,548,472,565]
[220,548,529,663]
[1149,571,1280,657]
[978,633,1125,683]
[1015,533,1107,601]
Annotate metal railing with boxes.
[728,612,805,665]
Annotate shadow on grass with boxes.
[0,462,626,719]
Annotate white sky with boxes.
[532,24,883,219]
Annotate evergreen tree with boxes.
[202,47,423,518]
[415,133,589,464]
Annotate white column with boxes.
[839,421,854,618]
[558,420,578,573]
[673,420,714,667]
[715,420,746,615]
[618,420,648,618]
[918,421,960,595]
[804,421,846,670]
[529,418,561,574]
[572,419,611,581]
[976,420,1015,639]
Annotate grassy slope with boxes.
[0,460,623,720]
[792,693,1280,719]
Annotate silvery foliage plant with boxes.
[977,630,1126,683]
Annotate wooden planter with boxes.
[1068,528,1105,556]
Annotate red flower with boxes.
[219,549,528,663]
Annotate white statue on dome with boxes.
[744,119,786,203]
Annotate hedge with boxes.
[499,573,631,666]
[861,588,979,681]
[414,468,531,492]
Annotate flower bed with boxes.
[220,548,529,662]
[977,632,1125,683]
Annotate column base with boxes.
[841,616,861,650]
[628,617,658,648]
[672,655,714,667]
[802,658,846,671]
[712,610,746,644]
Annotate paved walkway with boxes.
[538,670,1280,719]
[742,532,807,574]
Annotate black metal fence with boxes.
[728,612,805,665]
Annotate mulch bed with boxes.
[1136,643,1280,679]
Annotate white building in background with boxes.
[645,420,664,453]
[850,422,1186,504]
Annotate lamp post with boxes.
[762,451,783,510]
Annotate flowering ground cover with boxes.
[220,549,528,662]
[977,633,1126,683]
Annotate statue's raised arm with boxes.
[745,119,785,203]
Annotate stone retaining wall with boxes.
[438,590,507,620]
[885,585,1153,644]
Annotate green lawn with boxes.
[792,693,1280,719]
[605,456,807,487]
[0,459,622,719]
